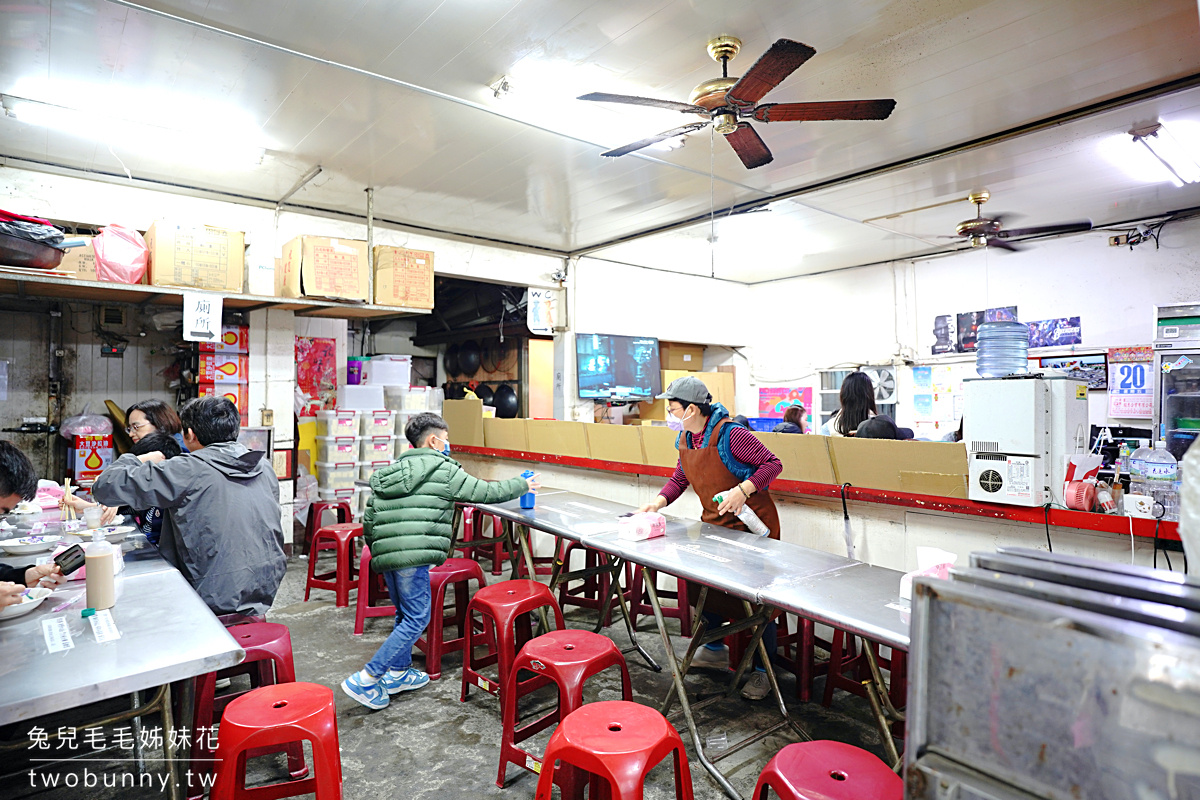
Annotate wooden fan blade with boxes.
[578,92,709,115]
[996,221,1092,239]
[753,98,896,122]
[600,121,710,158]
[726,39,817,107]
[985,238,1023,252]
[724,123,773,169]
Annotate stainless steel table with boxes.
[470,489,911,799]
[0,546,244,799]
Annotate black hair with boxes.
[0,440,38,501]
[405,412,449,448]
[125,399,183,435]
[732,415,750,427]
[669,397,713,418]
[836,372,877,436]
[954,417,964,442]
[179,397,240,445]
[855,415,900,440]
[131,432,182,460]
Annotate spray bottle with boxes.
[712,492,769,536]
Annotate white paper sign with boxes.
[89,609,121,643]
[42,617,74,653]
[183,292,223,343]
[526,288,556,335]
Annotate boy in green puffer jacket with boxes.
[341,412,539,710]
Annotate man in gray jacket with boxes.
[94,397,287,617]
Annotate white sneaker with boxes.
[741,671,771,701]
[689,646,729,670]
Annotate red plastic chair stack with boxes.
[210,683,343,800]
[555,542,634,627]
[301,500,352,556]
[534,701,694,800]
[415,557,487,679]
[304,523,363,607]
[752,741,902,800]
[189,623,305,799]
[461,580,563,705]
[627,567,692,636]
[497,629,632,794]
[352,544,394,636]
[456,507,508,575]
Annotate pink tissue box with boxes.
[618,512,666,541]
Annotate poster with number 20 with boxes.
[1107,347,1152,419]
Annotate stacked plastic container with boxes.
[975,321,1030,378]
[313,410,361,512]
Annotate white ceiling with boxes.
[1,0,1199,281]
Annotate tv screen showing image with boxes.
[576,333,661,400]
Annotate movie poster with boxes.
[296,336,338,417]
[956,311,984,352]
[931,315,956,354]
[1027,317,1082,348]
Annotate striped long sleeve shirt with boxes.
[658,426,783,505]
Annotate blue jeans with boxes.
[365,565,430,677]
[703,611,777,670]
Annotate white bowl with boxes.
[75,525,135,544]
[0,535,62,555]
[0,586,52,620]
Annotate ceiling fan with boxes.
[578,36,896,169]
[947,190,1092,251]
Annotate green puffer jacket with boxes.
[364,448,529,573]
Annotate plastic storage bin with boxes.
[314,436,360,463]
[360,410,396,437]
[315,461,359,490]
[360,435,398,461]
[360,460,391,482]
[363,355,411,386]
[315,410,360,437]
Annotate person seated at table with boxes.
[637,376,784,701]
[772,405,806,434]
[340,412,539,711]
[125,398,189,452]
[818,372,876,437]
[92,397,286,617]
[0,440,64,608]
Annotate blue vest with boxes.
[676,403,756,482]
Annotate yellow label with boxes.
[478,676,490,691]
[1076,385,1087,399]
[529,757,542,774]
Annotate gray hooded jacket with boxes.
[93,442,287,616]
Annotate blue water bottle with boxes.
[519,470,536,509]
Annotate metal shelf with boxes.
[0,268,432,321]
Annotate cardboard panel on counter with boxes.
[526,420,589,458]
[661,342,705,371]
[278,236,369,301]
[900,470,969,498]
[373,245,434,309]
[828,438,968,493]
[639,370,735,420]
[483,418,529,452]
[585,423,645,464]
[442,398,484,447]
[753,432,836,485]
[640,426,680,469]
[145,221,245,293]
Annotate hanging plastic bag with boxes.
[93,224,149,284]
[59,402,114,439]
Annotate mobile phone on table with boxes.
[53,544,86,577]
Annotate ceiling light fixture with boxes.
[1130,122,1200,187]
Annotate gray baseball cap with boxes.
[656,375,711,404]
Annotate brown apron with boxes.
[678,418,781,618]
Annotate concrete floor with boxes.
[0,546,893,799]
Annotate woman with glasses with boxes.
[125,399,187,452]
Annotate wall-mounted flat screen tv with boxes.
[576,333,661,400]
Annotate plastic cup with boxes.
[83,506,103,530]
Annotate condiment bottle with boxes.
[85,530,115,610]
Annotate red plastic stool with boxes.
[352,545,394,636]
[627,567,692,636]
[461,580,564,704]
[416,557,488,679]
[304,523,362,607]
[498,629,633,792]
[774,614,823,703]
[821,629,907,712]
[189,623,304,799]
[534,701,694,800]
[753,741,902,800]
[210,682,343,800]
[302,501,352,556]
[456,507,508,575]
[555,541,634,627]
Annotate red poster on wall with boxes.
[296,337,337,418]
[757,387,813,420]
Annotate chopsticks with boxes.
[61,477,76,522]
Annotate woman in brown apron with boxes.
[638,375,783,700]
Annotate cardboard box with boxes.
[199,382,250,422]
[526,420,589,458]
[640,426,680,469]
[900,470,969,498]
[60,236,97,281]
[442,398,484,447]
[828,438,968,494]
[199,325,249,354]
[278,236,369,301]
[483,418,529,452]
[661,342,705,371]
[639,370,735,419]
[145,221,245,293]
[70,434,113,482]
[585,423,645,465]
[198,354,250,383]
[373,246,434,309]
[753,432,836,484]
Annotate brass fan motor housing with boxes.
[956,218,1002,238]
[706,36,742,63]
[713,112,739,135]
[689,77,738,111]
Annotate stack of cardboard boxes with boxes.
[197,325,250,423]
[277,238,434,308]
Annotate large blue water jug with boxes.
[975,321,1029,378]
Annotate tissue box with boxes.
[899,546,958,601]
[618,512,666,541]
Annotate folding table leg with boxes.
[593,555,661,672]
